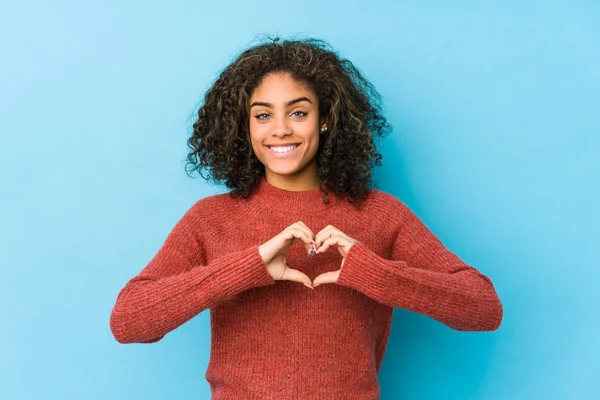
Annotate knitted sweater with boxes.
[109,176,503,399]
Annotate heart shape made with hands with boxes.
[259,222,358,289]
[307,224,358,288]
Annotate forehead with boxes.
[250,72,316,101]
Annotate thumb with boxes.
[312,270,340,286]
[282,267,314,287]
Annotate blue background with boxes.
[2,1,598,399]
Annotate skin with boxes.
[249,72,358,288]
[248,72,327,191]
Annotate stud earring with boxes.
[320,126,328,133]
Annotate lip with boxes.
[265,142,301,147]
[264,143,301,158]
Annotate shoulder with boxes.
[167,193,241,238]
[188,191,241,215]
[363,187,412,216]
[185,191,253,227]
[364,188,431,233]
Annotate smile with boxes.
[265,144,301,158]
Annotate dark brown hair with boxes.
[185,36,391,209]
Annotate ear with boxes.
[320,118,328,131]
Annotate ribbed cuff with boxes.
[211,244,276,299]
[336,241,403,305]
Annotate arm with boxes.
[336,199,503,331]
[109,203,275,344]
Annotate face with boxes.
[248,72,326,189]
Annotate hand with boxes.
[312,225,357,287]
[258,221,318,288]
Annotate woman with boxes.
[109,37,503,399]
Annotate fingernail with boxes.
[303,283,314,289]
[313,283,320,287]
[315,246,322,254]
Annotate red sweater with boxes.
[110,176,503,399]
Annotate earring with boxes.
[320,126,328,133]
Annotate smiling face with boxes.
[249,72,326,190]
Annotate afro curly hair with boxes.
[185,36,391,209]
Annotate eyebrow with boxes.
[249,97,313,109]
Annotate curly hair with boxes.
[185,36,391,209]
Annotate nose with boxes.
[272,115,292,138]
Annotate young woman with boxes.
[110,37,503,399]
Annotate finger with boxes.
[316,235,340,254]
[288,221,314,239]
[282,267,314,288]
[317,228,351,250]
[284,227,317,253]
[295,221,316,242]
[315,225,336,248]
[294,222,318,254]
[312,270,340,286]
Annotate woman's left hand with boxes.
[312,225,357,287]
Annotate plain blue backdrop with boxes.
[1,1,598,399]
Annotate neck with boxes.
[249,173,338,214]
[264,160,320,191]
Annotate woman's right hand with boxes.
[258,221,317,289]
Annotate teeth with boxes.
[268,144,299,153]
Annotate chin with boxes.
[265,165,301,176]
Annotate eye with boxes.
[291,111,307,118]
[255,113,270,120]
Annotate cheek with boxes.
[249,123,262,142]
[249,120,266,139]
[250,139,263,157]
[299,125,320,144]
[249,129,266,157]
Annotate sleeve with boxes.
[109,202,275,344]
[336,199,503,332]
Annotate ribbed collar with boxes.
[248,175,342,213]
